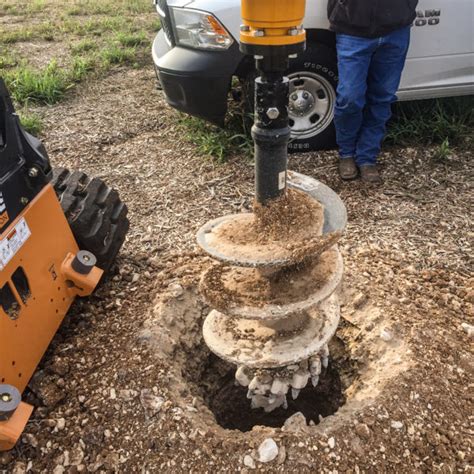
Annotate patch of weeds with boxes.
[70,38,97,55]
[18,110,43,135]
[27,0,46,14]
[96,17,128,33]
[65,5,84,16]
[5,60,72,105]
[148,18,162,32]
[180,108,252,162]
[115,31,147,48]
[71,56,96,82]
[1,29,32,44]
[36,21,57,41]
[100,44,137,67]
[387,97,474,147]
[89,2,117,15]
[0,52,18,69]
[432,138,452,161]
[63,17,126,37]
[3,4,19,15]
[34,21,60,41]
[126,0,153,14]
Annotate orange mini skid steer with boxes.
[0,79,129,451]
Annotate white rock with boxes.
[243,455,256,469]
[12,462,27,474]
[461,323,474,338]
[56,418,66,431]
[391,421,403,430]
[328,437,335,449]
[258,438,279,463]
[140,389,164,419]
[380,329,393,342]
[168,282,184,298]
[353,292,368,309]
[283,412,308,433]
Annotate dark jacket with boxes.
[327,0,418,38]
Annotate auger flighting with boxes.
[197,0,347,413]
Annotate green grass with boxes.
[180,107,252,162]
[180,95,473,161]
[5,61,72,105]
[70,38,98,55]
[27,0,46,13]
[18,110,43,135]
[100,44,137,66]
[115,31,147,47]
[387,97,474,147]
[1,29,33,44]
[70,56,96,81]
[0,52,18,69]
[0,0,159,123]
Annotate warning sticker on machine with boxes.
[0,218,31,271]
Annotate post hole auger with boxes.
[197,0,347,412]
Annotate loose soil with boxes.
[200,247,339,311]
[1,56,473,474]
[252,188,324,242]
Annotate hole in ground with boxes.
[183,335,355,433]
[210,364,344,432]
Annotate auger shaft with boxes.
[239,0,306,204]
[252,57,291,203]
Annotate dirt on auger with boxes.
[193,177,348,413]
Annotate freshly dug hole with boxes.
[186,335,352,432]
[144,267,410,438]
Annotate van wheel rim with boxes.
[288,72,335,140]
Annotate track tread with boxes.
[51,167,129,272]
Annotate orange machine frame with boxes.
[0,184,102,451]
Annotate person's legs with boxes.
[356,26,411,168]
[334,34,377,162]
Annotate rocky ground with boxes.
[1,66,473,473]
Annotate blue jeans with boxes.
[334,27,411,166]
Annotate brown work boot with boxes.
[359,164,382,184]
[338,157,358,180]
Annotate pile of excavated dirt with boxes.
[2,63,472,473]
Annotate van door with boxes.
[399,0,474,99]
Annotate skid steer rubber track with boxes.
[51,168,129,273]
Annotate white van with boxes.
[152,0,474,151]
